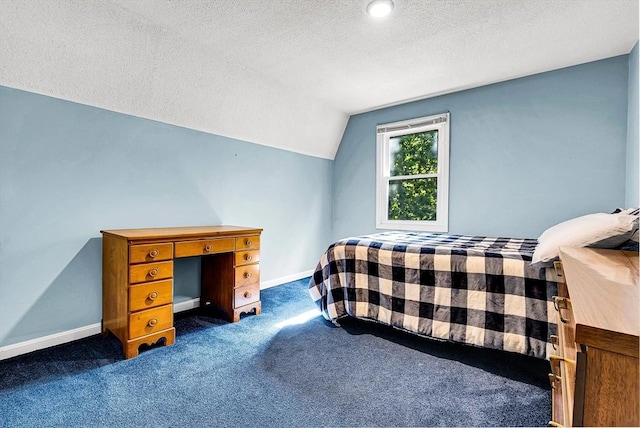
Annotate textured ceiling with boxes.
[1,0,638,159]
[112,0,640,113]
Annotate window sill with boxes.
[376,220,448,233]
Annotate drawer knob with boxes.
[552,296,570,311]
[245,239,252,247]
[549,355,562,377]
[244,254,252,261]
[553,261,564,278]
[204,243,213,252]
[148,291,158,301]
[244,272,252,279]
[548,373,561,389]
[549,335,558,350]
[149,268,159,277]
[552,296,571,323]
[147,318,158,327]
[149,248,159,258]
[244,291,252,298]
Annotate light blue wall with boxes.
[627,41,639,207]
[333,56,630,241]
[0,53,634,350]
[0,86,333,347]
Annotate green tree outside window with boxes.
[387,130,439,221]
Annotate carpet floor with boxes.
[0,278,551,427]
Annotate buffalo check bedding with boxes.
[308,231,558,359]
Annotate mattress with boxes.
[309,231,559,359]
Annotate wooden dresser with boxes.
[549,247,638,427]
[101,225,262,359]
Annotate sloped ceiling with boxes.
[0,0,638,159]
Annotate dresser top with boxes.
[101,225,262,241]
[559,246,638,356]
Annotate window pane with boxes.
[388,178,437,221]
[388,130,438,176]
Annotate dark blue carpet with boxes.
[0,278,551,427]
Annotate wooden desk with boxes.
[101,225,263,359]
[550,247,638,427]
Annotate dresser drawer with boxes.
[174,238,235,258]
[554,292,577,364]
[551,283,582,427]
[235,263,260,288]
[129,279,173,312]
[129,243,173,264]
[129,261,173,284]
[128,304,173,339]
[234,283,260,307]
[235,249,260,266]
[236,235,260,251]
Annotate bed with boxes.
[308,231,560,360]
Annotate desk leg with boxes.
[233,301,262,322]
[124,328,176,359]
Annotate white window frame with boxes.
[376,112,450,232]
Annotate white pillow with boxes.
[531,213,638,265]
[618,207,639,242]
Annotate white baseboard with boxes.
[0,323,102,361]
[260,269,313,289]
[173,297,201,312]
[0,269,314,360]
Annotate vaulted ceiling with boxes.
[1,0,638,159]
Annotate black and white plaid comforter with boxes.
[309,232,558,359]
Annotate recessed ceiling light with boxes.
[367,0,394,18]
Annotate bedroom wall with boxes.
[0,86,333,348]
[332,55,630,241]
[626,41,639,208]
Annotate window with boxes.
[376,112,450,232]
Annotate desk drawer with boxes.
[128,304,173,339]
[234,284,260,307]
[129,243,173,264]
[236,235,260,251]
[129,261,173,284]
[129,279,173,312]
[235,264,260,288]
[235,250,260,266]
[174,238,234,258]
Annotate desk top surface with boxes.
[559,246,638,356]
[101,225,262,241]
